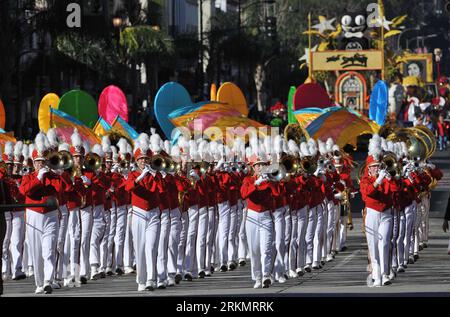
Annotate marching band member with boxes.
[99,136,114,277]
[62,130,88,287]
[22,144,35,278]
[1,142,14,280]
[19,132,61,294]
[0,149,14,296]
[123,144,136,275]
[2,142,27,281]
[106,139,131,275]
[88,144,110,280]
[125,133,161,291]
[214,144,232,272]
[196,141,213,278]
[237,161,249,268]
[284,141,300,278]
[205,146,219,275]
[318,140,333,264]
[226,159,241,271]
[360,135,399,287]
[240,143,279,288]
[165,145,187,285]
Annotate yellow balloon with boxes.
[38,93,60,132]
[216,82,248,117]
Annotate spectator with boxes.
[437,114,449,151]
[443,196,450,255]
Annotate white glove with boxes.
[111,163,120,173]
[160,170,167,178]
[189,170,200,181]
[427,163,435,169]
[81,175,91,186]
[334,192,343,200]
[350,192,356,199]
[53,169,63,175]
[109,186,115,193]
[37,168,48,181]
[214,159,224,171]
[375,170,387,186]
[254,176,266,186]
[136,167,150,183]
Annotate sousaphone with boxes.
[284,123,309,144]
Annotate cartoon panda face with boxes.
[341,13,367,35]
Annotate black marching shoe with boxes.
[210,266,215,274]
[228,262,237,271]
[414,254,419,261]
[219,265,228,272]
[115,268,124,276]
[44,285,53,294]
[239,260,246,267]
[184,273,193,281]
[174,273,182,284]
[80,276,88,284]
[100,272,106,279]
[198,271,206,279]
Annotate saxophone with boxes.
[342,188,353,230]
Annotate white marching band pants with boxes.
[227,204,238,265]
[237,200,248,262]
[365,208,393,282]
[176,211,188,274]
[305,206,317,266]
[196,206,209,273]
[246,209,273,281]
[107,204,127,271]
[124,206,134,269]
[391,209,406,269]
[184,205,199,275]
[404,202,416,262]
[157,209,170,283]
[321,200,329,260]
[284,206,291,274]
[2,211,26,278]
[326,200,336,257]
[55,205,69,280]
[217,201,231,266]
[90,204,106,269]
[296,206,308,270]
[313,203,324,265]
[80,206,93,277]
[131,206,160,284]
[288,208,298,273]
[167,208,181,276]
[99,208,111,273]
[67,208,81,281]
[25,209,59,288]
[205,205,217,270]
[272,206,286,279]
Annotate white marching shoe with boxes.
[137,284,146,291]
[253,280,262,289]
[35,286,44,294]
[277,276,287,284]
[167,277,175,287]
[124,267,135,274]
[382,275,392,286]
[326,254,334,262]
[373,279,382,287]
[388,269,396,281]
[288,270,297,278]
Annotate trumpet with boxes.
[119,159,131,170]
[21,166,33,175]
[84,153,102,171]
[150,154,166,172]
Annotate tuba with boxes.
[387,128,428,161]
[284,123,309,144]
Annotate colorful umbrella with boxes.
[38,93,60,132]
[58,90,98,129]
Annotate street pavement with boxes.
[3,217,450,297]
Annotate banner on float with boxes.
[311,50,383,71]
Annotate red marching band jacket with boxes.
[215,171,230,204]
[360,175,400,212]
[125,170,161,211]
[6,175,25,211]
[19,171,70,214]
[109,171,130,207]
[240,175,280,212]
